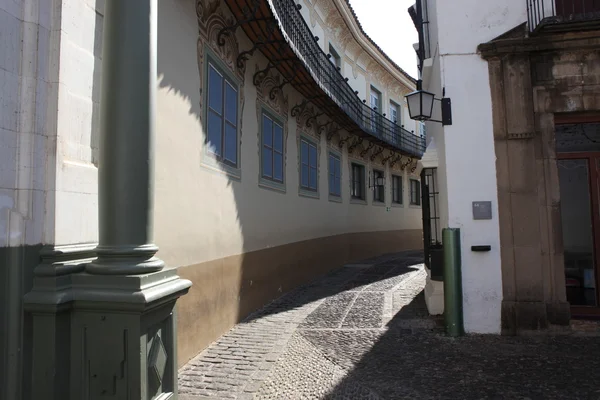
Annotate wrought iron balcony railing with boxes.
[270,0,425,157]
[528,0,600,32]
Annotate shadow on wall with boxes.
[154,0,423,367]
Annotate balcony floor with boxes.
[179,250,600,399]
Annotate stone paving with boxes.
[179,250,600,400]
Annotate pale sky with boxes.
[348,0,419,79]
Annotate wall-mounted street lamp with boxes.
[405,79,452,126]
[368,172,385,190]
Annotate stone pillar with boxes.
[68,1,191,399]
[488,53,570,334]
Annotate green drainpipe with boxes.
[443,228,465,337]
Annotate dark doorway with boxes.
[555,0,600,18]
[556,119,600,316]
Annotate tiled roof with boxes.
[342,0,417,85]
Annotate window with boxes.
[329,153,341,197]
[390,101,401,144]
[370,87,381,133]
[300,138,318,191]
[410,179,421,205]
[329,44,341,70]
[262,113,284,183]
[389,102,400,125]
[392,175,403,204]
[373,169,385,203]
[207,61,238,167]
[351,163,365,200]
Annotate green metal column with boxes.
[443,228,464,337]
[87,0,163,275]
[67,1,191,399]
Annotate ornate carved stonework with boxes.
[254,64,289,118]
[296,104,316,130]
[196,0,246,160]
[197,0,245,79]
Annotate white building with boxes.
[411,0,600,333]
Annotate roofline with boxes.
[333,0,417,88]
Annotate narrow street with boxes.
[179,251,600,399]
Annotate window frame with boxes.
[410,178,421,206]
[350,162,366,202]
[259,108,286,192]
[389,101,400,125]
[328,44,342,70]
[206,58,239,168]
[392,174,404,205]
[299,136,319,194]
[202,48,242,178]
[419,121,426,138]
[372,169,385,203]
[328,151,342,200]
[369,86,382,133]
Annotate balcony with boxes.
[222,0,425,158]
[528,0,600,32]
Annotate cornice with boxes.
[331,0,416,89]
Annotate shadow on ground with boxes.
[323,297,600,399]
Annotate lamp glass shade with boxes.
[405,90,435,121]
[375,176,385,187]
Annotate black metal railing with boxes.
[528,0,600,31]
[270,0,425,157]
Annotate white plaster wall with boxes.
[154,0,422,269]
[0,0,102,249]
[423,0,529,333]
[0,0,54,248]
[52,0,102,246]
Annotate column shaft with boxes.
[88,0,163,274]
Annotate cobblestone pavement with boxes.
[179,251,600,400]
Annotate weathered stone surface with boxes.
[179,251,600,399]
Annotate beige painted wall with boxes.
[154,0,423,270]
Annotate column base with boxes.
[86,244,165,275]
[23,243,97,400]
[69,268,191,399]
[501,300,571,335]
[424,267,444,315]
